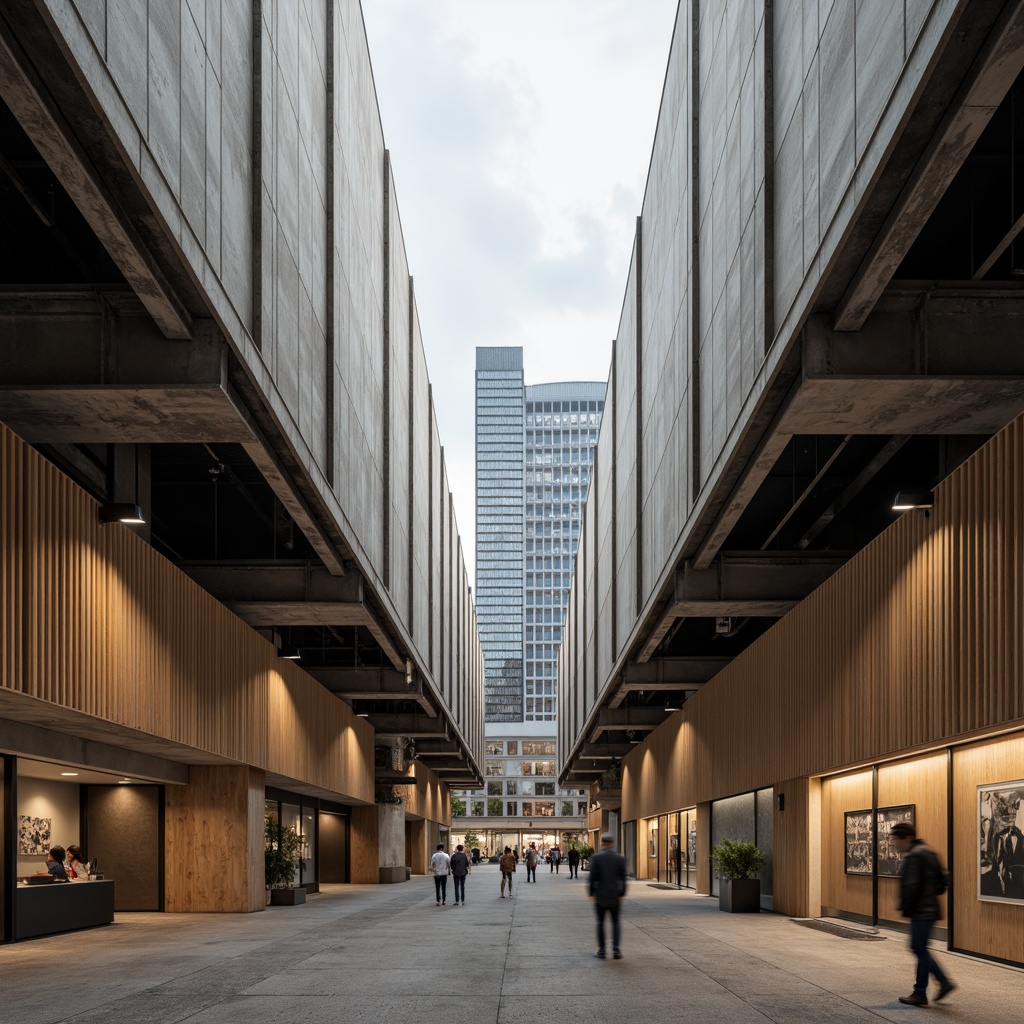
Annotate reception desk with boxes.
[15,881,115,940]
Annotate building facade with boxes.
[558,0,1024,968]
[454,351,602,855]
[0,0,483,940]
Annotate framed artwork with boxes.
[649,827,658,858]
[18,815,51,855]
[844,804,915,876]
[979,780,1024,904]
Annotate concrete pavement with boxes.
[0,863,1018,1022]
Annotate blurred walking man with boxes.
[588,833,627,959]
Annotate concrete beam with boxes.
[0,31,192,338]
[368,714,450,739]
[182,562,362,604]
[0,293,247,442]
[834,4,1024,330]
[304,666,435,717]
[608,657,727,708]
[579,742,635,760]
[588,706,666,741]
[785,298,1024,435]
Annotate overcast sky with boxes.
[360,0,679,579]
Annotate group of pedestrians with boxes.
[428,843,471,906]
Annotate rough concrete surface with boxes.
[1,865,1018,1023]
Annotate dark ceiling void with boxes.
[150,443,318,564]
[725,433,987,554]
[279,624,387,671]
[897,69,1024,282]
[0,97,124,286]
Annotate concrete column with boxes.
[164,765,265,912]
[378,803,406,883]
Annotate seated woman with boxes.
[46,846,68,880]
[65,844,90,880]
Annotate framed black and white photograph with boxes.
[844,805,915,876]
[18,815,51,855]
[844,810,873,875]
[876,804,915,877]
[979,780,1024,904]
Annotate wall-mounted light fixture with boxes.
[405,658,415,686]
[892,489,934,513]
[97,502,145,525]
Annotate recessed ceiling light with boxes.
[60,772,79,776]
[119,778,132,784]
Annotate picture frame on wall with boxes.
[18,815,51,856]
[844,805,916,876]
[979,780,1024,904]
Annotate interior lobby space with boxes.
[0,861,1019,1023]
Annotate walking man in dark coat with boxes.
[892,822,955,1006]
[588,833,627,959]
[567,844,581,878]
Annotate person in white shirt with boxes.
[429,844,451,906]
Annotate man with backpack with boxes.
[450,843,470,906]
[891,822,955,1006]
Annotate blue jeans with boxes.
[433,875,447,902]
[595,902,621,952]
[453,875,466,902]
[910,918,948,994]
[527,864,536,882]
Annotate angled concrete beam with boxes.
[182,562,362,604]
[579,742,635,760]
[304,666,435,717]
[0,32,192,338]
[834,4,1024,330]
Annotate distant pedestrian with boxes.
[499,846,516,898]
[429,843,450,906]
[588,833,626,959]
[891,823,955,1006]
[450,844,470,906]
[525,842,539,882]
[550,845,561,873]
[567,845,581,878]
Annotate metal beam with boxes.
[833,3,1024,330]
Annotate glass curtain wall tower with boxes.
[456,348,604,856]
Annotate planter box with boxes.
[269,887,306,906]
[719,877,760,913]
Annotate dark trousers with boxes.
[526,864,536,882]
[568,863,579,878]
[551,860,560,873]
[434,875,448,902]
[595,902,621,953]
[453,875,466,902]
[910,918,948,994]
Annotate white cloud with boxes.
[361,0,678,579]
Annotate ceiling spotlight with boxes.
[892,489,934,512]
[664,700,682,712]
[60,772,79,777]
[278,646,301,660]
[97,502,145,525]
[356,712,370,718]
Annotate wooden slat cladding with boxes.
[0,424,373,803]
[624,415,1024,817]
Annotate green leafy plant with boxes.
[487,797,503,816]
[451,796,467,817]
[265,816,305,889]
[561,800,573,816]
[711,838,764,880]
[462,829,480,851]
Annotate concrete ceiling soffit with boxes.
[834,2,1024,330]
[299,665,437,717]
[0,26,191,338]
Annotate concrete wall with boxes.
[23,0,483,768]
[560,0,964,765]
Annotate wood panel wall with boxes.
[164,765,265,912]
[772,777,820,918]
[349,805,380,884]
[622,415,1024,816]
[0,423,374,803]
[952,735,1024,964]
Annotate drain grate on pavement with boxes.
[791,917,885,940]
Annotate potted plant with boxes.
[711,838,764,913]
[265,816,306,905]
[569,839,595,870]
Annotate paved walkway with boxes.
[1,864,1019,1022]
